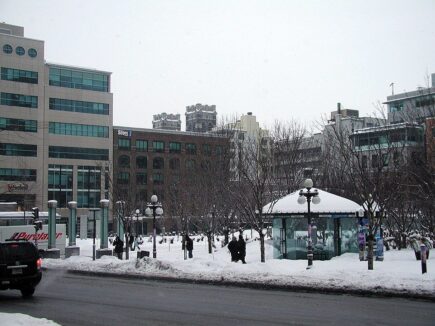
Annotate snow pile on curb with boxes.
[42,237,435,298]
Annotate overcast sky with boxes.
[2,0,435,130]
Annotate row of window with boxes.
[49,122,109,138]
[0,144,110,161]
[117,172,163,185]
[118,138,220,155]
[416,96,435,108]
[0,143,37,157]
[3,44,37,57]
[361,153,399,169]
[49,67,109,92]
[1,92,38,108]
[49,146,109,161]
[117,155,203,170]
[353,129,423,147]
[0,168,37,181]
[0,117,37,132]
[49,98,109,115]
[1,67,38,84]
[48,190,104,209]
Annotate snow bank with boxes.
[42,235,435,297]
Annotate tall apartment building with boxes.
[152,112,181,131]
[0,23,113,219]
[213,112,270,181]
[185,103,217,132]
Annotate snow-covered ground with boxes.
[42,231,435,298]
[0,313,60,326]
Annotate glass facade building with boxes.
[272,214,358,260]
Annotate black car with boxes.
[0,239,42,298]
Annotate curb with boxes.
[52,268,435,302]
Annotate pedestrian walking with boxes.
[237,234,246,264]
[129,234,135,251]
[113,236,124,260]
[228,236,238,262]
[186,234,194,258]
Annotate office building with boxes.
[0,23,113,219]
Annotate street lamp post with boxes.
[297,179,321,269]
[135,209,140,236]
[89,208,100,261]
[145,195,163,259]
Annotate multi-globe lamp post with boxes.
[297,178,321,269]
[145,195,163,259]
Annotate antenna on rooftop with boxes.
[389,82,394,95]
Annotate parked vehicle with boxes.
[0,239,42,298]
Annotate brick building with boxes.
[113,127,229,233]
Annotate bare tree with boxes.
[271,120,308,194]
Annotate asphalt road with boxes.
[0,270,433,326]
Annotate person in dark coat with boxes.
[228,236,238,262]
[113,236,124,260]
[129,234,135,251]
[185,234,194,258]
[237,234,246,264]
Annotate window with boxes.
[432,127,435,138]
[136,172,147,185]
[49,67,109,92]
[117,172,130,185]
[169,142,181,153]
[1,67,38,84]
[77,166,102,208]
[0,118,37,132]
[28,48,37,58]
[416,96,435,108]
[49,98,109,115]
[202,144,211,156]
[186,159,196,170]
[118,155,130,168]
[49,146,108,160]
[153,173,164,185]
[1,92,37,108]
[3,44,12,54]
[389,102,403,113]
[201,160,211,170]
[0,168,36,181]
[153,141,164,152]
[118,138,131,149]
[169,158,180,170]
[48,165,73,207]
[0,143,37,157]
[186,143,197,155]
[15,46,25,56]
[136,156,147,169]
[136,140,148,151]
[49,122,108,138]
[215,145,223,156]
[153,157,164,169]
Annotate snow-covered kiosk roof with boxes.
[263,189,362,216]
